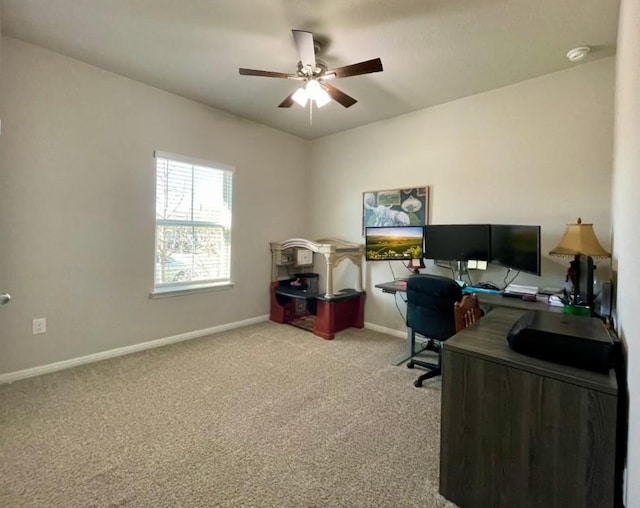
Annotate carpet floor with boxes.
[0,321,457,507]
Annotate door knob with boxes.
[0,293,11,305]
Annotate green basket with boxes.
[563,304,591,317]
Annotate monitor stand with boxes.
[455,260,468,285]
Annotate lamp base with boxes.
[567,254,595,311]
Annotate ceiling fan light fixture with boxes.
[314,95,331,108]
[292,87,308,107]
[314,88,332,107]
[305,80,322,98]
[240,30,381,110]
[305,80,331,107]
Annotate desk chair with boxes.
[454,293,482,331]
[406,275,463,387]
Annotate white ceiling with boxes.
[0,0,620,140]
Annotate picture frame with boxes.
[363,186,429,234]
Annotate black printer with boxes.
[506,311,617,374]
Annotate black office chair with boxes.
[405,274,463,387]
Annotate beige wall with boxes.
[1,18,633,502]
[0,37,309,374]
[1,17,633,504]
[613,0,640,503]
[0,38,618,388]
[308,58,615,334]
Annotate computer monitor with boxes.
[423,224,491,261]
[365,226,424,261]
[490,224,541,276]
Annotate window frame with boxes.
[151,150,234,298]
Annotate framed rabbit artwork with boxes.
[363,186,429,234]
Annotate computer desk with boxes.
[377,279,619,505]
[374,279,563,365]
[438,306,618,507]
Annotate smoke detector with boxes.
[566,46,591,63]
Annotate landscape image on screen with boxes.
[365,226,423,261]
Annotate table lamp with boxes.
[549,218,610,309]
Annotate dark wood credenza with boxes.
[439,307,618,508]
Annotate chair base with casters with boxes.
[406,336,442,387]
[404,276,482,387]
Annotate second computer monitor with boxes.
[490,224,541,276]
[423,224,491,261]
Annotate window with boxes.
[153,150,233,295]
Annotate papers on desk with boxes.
[548,295,565,307]
[519,288,567,307]
[534,293,564,306]
[503,284,539,297]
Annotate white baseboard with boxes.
[364,321,406,339]
[0,314,270,385]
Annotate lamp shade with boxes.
[549,218,610,258]
[292,87,308,107]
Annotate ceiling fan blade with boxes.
[278,92,295,108]
[327,58,383,79]
[323,83,357,108]
[239,68,296,79]
[292,30,316,70]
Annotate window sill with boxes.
[150,281,234,299]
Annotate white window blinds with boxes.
[153,151,234,293]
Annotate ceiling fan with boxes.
[239,29,383,109]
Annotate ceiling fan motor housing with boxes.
[297,59,328,79]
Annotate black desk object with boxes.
[506,310,616,373]
[439,307,618,508]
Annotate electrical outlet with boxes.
[32,318,46,335]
